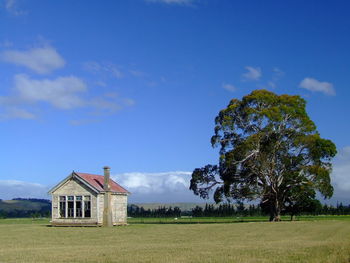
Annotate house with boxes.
[48,166,129,226]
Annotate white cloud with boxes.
[266,67,284,89]
[337,146,350,160]
[130,70,147,78]
[146,0,195,5]
[0,180,49,200]
[0,75,135,120]
[112,171,203,203]
[0,40,13,48]
[267,81,276,89]
[114,171,191,193]
[123,98,136,106]
[272,67,284,77]
[331,147,350,193]
[4,0,25,16]
[89,97,121,112]
[0,171,201,202]
[69,119,100,126]
[1,46,65,74]
[1,160,348,203]
[0,107,35,120]
[242,66,262,81]
[222,83,236,92]
[94,81,107,87]
[84,61,123,79]
[299,77,335,96]
[256,68,285,90]
[14,74,87,109]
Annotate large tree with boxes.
[190,90,336,221]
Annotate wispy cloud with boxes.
[145,0,196,6]
[0,43,133,122]
[129,70,147,78]
[0,74,85,119]
[123,98,136,106]
[242,66,262,81]
[69,119,101,126]
[84,61,123,79]
[299,77,335,96]
[255,67,285,90]
[0,40,13,48]
[0,74,134,120]
[4,0,25,16]
[1,46,65,74]
[222,83,236,92]
[0,107,35,120]
[266,67,284,89]
[13,74,87,109]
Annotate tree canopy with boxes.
[190,90,337,221]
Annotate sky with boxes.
[0,0,350,204]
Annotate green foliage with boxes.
[190,89,337,221]
[128,204,181,218]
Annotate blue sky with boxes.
[1,0,350,204]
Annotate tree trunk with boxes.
[269,197,281,222]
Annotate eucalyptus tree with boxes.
[190,90,336,221]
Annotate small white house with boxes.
[48,166,129,226]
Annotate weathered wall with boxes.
[51,178,98,225]
[113,194,128,225]
[97,193,128,225]
[97,193,103,224]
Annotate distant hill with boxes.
[0,198,51,218]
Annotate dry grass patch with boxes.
[0,220,349,262]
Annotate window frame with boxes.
[58,195,92,219]
[84,195,91,218]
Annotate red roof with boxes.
[75,172,129,194]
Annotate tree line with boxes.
[127,204,182,218]
[1,198,349,219]
[0,209,50,218]
[127,202,350,218]
[0,198,51,218]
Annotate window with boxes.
[59,196,66,217]
[67,196,74,218]
[58,195,92,218]
[84,196,91,218]
[76,196,82,217]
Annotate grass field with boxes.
[0,217,349,262]
[127,215,350,224]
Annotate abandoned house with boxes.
[48,166,129,226]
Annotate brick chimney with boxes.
[103,166,113,227]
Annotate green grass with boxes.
[127,215,350,224]
[0,218,49,224]
[0,217,349,262]
[1,215,349,225]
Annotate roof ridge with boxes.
[75,171,129,194]
[75,172,102,176]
